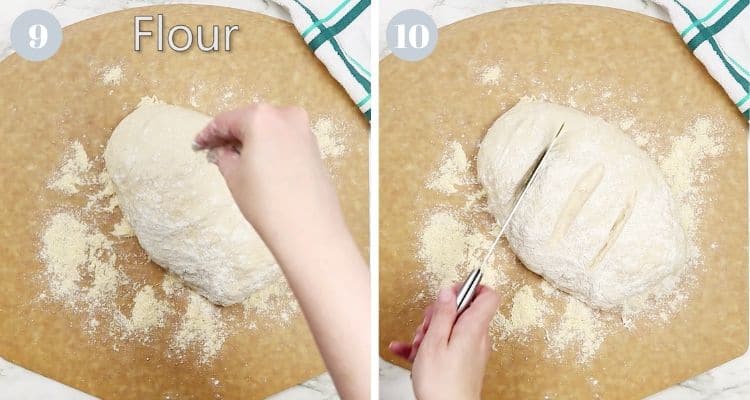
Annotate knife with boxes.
[456,123,565,314]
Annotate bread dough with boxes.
[477,100,686,310]
[105,103,279,306]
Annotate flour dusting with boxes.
[172,293,227,363]
[417,210,507,292]
[116,285,171,340]
[312,116,347,159]
[111,217,134,237]
[478,64,502,86]
[40,211,122,303]
[491,285,549,339]
[47,141,91,195]
[660,116,725,242]
[547,298,605,363]
[426,141,474,194]
[100,64,124,86]
[242,277,298,325]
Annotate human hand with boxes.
[194,104,368,400]
[193,104,347,247]
[389,285,499,400]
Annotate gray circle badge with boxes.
[11,9,63,62]
[386,9,438,62]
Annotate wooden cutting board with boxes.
[380,5,747,400]
[0,5,368,400]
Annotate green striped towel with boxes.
[654,0,750,120]
[271,0,371,121]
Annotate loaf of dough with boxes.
[477,100,686,310]
[105,103,279,306]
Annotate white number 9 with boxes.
[28,24,48,49]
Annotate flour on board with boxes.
[426,141,474,194]
[417,209,508,292]
[660,116,725,243]
[491,285,550,339]
[40,211,122,304]
[116,285,171,340]
[312,116,347,159]
[171,292,228,364]
[547,298,605,363]
[478,64,502,86]
[242,277,298,325]
[47,141,91,195]
[100,64,124,86]
[111,217,134,237]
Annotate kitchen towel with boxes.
[653,0,750,120]
[271,0,371,121]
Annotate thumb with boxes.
[421,287,458,348]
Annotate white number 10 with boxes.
[394,23,429,49]
[28,24,48,49]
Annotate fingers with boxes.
[398,303,434,362]
[408,327,426,362]
[193,106,255,150]
[421,304,435,334]
[421,287,458,348]
[388,283,488,362]
[388,341,412,360]
[419,283,458,334]
[454,285,500,339]
[390,306,432,362]
[208,146,241,178]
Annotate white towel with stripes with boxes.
[271,0,371,120]
[653,0,750,120]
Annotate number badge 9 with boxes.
[11,9,63,62]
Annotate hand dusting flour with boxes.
[416,83,727,364]
[37,108,351,364]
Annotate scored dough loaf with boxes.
[105,103,279,306]
[477,100,686,310]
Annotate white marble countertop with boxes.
[0,2,337,399]
[378,1,749,400]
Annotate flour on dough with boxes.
[477,99,686,310]
[105,103,279,306]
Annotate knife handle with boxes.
[456,268,483,314]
